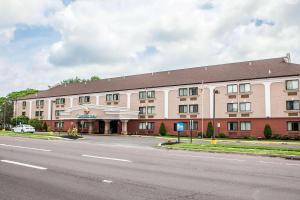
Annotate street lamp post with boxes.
[212,89,219,143]
[50,100,56,130]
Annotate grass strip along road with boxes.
[0,131,60,140]
[163,143,300,157]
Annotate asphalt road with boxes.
[0,136,300,200]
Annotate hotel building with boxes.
[15,55,300,138]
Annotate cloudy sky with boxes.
[0,0,300,96]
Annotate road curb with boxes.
[158,145,300,160]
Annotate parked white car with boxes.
[12,125,35,133]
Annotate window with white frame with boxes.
[189,104,198,113]
[286,100,300,110]
[286,80,299,90]
[22,101,26,108]
[227,103,238,112]
[227,84,238,93]
[240,122,251,131]
[36,100,44,108]
[189,87,198,96]
[55,98,65,105]
[179,105,188,113]
[228,122,238,131]
[147,106,155,114]
[55,121,64,128]
[239,83,251,93]
[22,112,26,116]
[139,91,146,99]
[55,110,64,116]
[113,93,119,101]
[79,96,90,104]
[147,91,155,99]
[190,121,198,130]
[179,88,188,96]
[139,107,146,114]
[139,122,154,130]
[35,111,43,117]
[288,122,300,131]
[240,102,251,112]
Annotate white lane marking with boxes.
[102,180,113,183]
[82,154,132,163]
[1,160,47,170]
[286,163,300,167]
[0,144,51,152]
[259,161,282,165]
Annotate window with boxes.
[240,122,251,131]
[113,93,119,101]
[35,111,43,117]
[288,122,300,131]
[36,100,44,108]
[228,122,238,131]
[286,80,299,90]
[147,91,155,99]
[286,100,300,110]
[179,88,188,96]
[106,94,112,101]
[240,102,251,112]
[227,103,238,112]
[190,121,198,130]
[147,106,155,114]
[189,104,198,113]
[55,121,64,128]
[179,105,188,113]
[22,101,26,108]
[82,122,90,129]
[22,112,26,116]
[239,83,251,93]
[55,110,64,116]
[189,87,198,96]
[139,107,146,114]
[227,84,238,93]
[79,96,90,104]
[139,122,154,130]
[139,91,146,99]
[55,98,65,105]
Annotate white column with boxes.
[263,82,272,117]
[164,90,169,119]
[69,97,73,108]
[48,99,52,120]
[127,93,131,109]
[96,95,99,105]
[29,101,32,119]
[104,120,110,135]
[121,120,128,135]
[208,86,216,118]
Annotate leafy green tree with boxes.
[11,115,29,125]
[90,76,101,81]
[59,76,101,85]
[43,122,48,132]
[264,124,272,139]
[159,122,167,136]
[206,122,214,138]
[28,118,43,131]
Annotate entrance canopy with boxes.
[60,104,139,120]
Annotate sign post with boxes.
[189,119,193,143]
[176,122,184,143]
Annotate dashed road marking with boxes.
[82,154,132,162]
[1,160,47,170]
[0,144,52,152]
[102,180,113,183]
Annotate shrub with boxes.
[264,124,272,139]
[248,136,257,140]
[271,134,281,140]
[281,135,290,140]
[67,127,78,138]
[159,122,167,136]
[47,126,53,132]
[28,118,43,131]
[43,123,48,132]
[206,122,214,138]
[218,132,226,138]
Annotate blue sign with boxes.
[78,114,96,119]
[176,122,185,132]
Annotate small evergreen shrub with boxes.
[218,132,226,138]
[159,122,167,136]
[206,122,214,138]
[263,124,272,139]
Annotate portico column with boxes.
[121,120,128,135]
[104,120,110,135]
[88,120,93,134]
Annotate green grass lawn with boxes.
[0,131,61,140]
[163,143,300,156]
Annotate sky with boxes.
[0,0,300,96]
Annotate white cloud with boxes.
[0,0,300,96]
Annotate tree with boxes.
[43,122,48,132]
[264,124,272,139]
[90,76,100,81]
[206,122,214,138]
[28,118,43,131]
[11,115,29,125]
[159,122,167,136]
[59,76,101,85]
